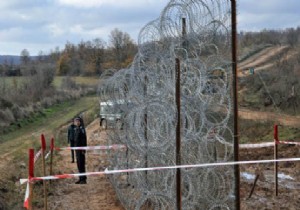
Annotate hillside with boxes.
[0,55,21,65]
[238,45,290,76]
[237,44,300,116]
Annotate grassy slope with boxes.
[239,118,300,143]
[0,76,100,89]
[0,95,99,209]
[238,45,300,143]
[53,76,100,88]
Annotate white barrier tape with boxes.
[279,141,300,146]
[23,182,29,209]
[239,141,300,149]
[20,157,300,184]
[239,142,274,148]
[34,149,42,163]
[55,144,126,151]
[45,150,51,160]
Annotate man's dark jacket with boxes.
[74,126,87,147]
[67,124,76,144]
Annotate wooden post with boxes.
[248,174,259,199]
[144,75,148,185]
[182,17,187,51]
[175,58,182,210]
[49,137,54,176]
[230,0,240,209]
[41,134,48,210]
[274,125,278,196]
[28,149,34,210]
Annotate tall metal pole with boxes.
[230,0,240,209]
[175,58,182,210]
[274,125,279,196]
[144,75,148,185]
[182,17,187,51]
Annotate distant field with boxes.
[0,76,25,89]
[0,76,100,89]
[54,76,100,88]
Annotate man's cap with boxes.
[74,117,81,121]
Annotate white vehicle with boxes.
[99,100,124,130]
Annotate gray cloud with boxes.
[238,0,300,30]
[1,0,300,55]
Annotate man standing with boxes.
[67,119,76,163]
[74,117,87,184]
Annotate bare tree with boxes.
[20,49,31,65]
[286,28,299,47]
[109,28,136,68]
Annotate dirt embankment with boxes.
[239,108,300,127]
[238,45,290,76]
[240,144,300,210]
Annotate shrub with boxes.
[60,76,77,90]
[0,108,15,125]
[11,104,25,120]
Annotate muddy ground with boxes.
[240,145,300,210]
[44,119,299,210]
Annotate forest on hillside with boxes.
[238,27,300,115]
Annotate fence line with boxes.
[21,128,300,209]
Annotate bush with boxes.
[0,108,15,125]
[11,104,25,120]
[60,76,77,90]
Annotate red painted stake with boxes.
[28,149,34,210]
[40,134,48,210]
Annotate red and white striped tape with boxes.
[23,182,29,209]
[239,140,300,149]
[55,144,126,151]
[20,157,300,184]
[45,150,51,159]
[34,148,52,162]
[54,141,300,151]
[34,149,42,163]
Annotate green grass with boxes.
[0,96,98,144]
[0,95,100,209]
[0,76,100,89]
[239,118,300,144]
[53,76,100,88]
[0,76,24,89]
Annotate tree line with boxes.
[239,27,300,49]
[0,28,137,77]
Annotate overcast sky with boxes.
[1,0,300,56]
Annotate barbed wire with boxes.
[98,0,234,209]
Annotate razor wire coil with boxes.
[98,0,235,209]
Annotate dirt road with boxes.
[47,119,124,210]
[239,108,300,127]
[238,45,289,77]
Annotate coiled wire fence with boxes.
[98,0,236,209]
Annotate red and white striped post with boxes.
[26,149,34,210]
[41,134,48,210]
